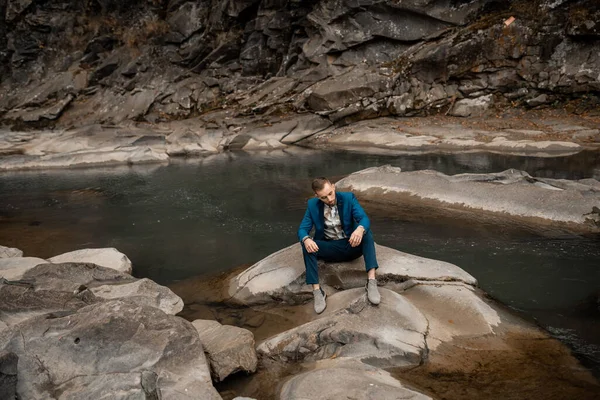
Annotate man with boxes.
[298,177,380,314]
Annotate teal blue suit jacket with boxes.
[297,192,371,242]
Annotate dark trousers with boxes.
[302,230,378,285]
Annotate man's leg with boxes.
[361,230,380,305]
[302,239,356,314]
[361,230,378,274]
[302,239,358,286]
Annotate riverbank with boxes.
[0,109,599,172]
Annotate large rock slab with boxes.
[306,68,393,112]
[192,320,258,382]
[0,147,169,171]
[228,243,475,306]
[0,246,23,259]
[402,283,502,351]
[0,263,184,327]
[49,248,133,274]
[91,278,183,315]
[0,300,222,399]
[336,166,600,233]
[0,257,48,280]
[0,262,133,327]
[257,288,428,368]
[280,358,431,400]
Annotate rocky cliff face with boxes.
[0,0,598,128]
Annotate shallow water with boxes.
[0,148,599,373]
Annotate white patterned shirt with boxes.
[324,203,346,240]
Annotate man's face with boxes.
[315,182,336,206]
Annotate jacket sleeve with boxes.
[351,193,370,232]
[297,204,314,242]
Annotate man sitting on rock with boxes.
[298,177,380,314]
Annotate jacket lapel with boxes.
[336,193,345,231]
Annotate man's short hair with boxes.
[312,177,330,193]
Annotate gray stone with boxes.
[281,114,332,144]
[5,95,74,122]
[0,257,48,280]
[0,300,221,399]
[336,166,600,233]
[402,283,502,351]
[306,68,393,112]
[449,95,493,117]
[167,2,207,43]
[91,278,184,315]
[0,351,18,400]
[228,242,475,306]
[387,93,415,116]
[573,129,600,143]
[6,0,33,22]
[280,358,431,400]
[49,248,133,274]
[192,320,258,382]
[0,246,23,259]
[257,288,428,368]
[527,94,549,107]
[0,147,169,171]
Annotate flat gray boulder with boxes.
[0,246,23,258]
[257,288,428,368]
[0,147,168,171]
[402,283,503,351]
[280,358,431,400]
[0,262,133,327]
[0,300,221,399]
[336,166,600,233]
[228,243,475,305]
[49,248,133,274]
[192,320,258,382]
[91,278,183,315]
[0,257,48,280]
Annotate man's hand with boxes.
[349,226,365,247]
[304,238,319,253]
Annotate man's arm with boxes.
[350,193,370,232]
[297,206,314,243]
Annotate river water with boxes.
[0,148,599,374]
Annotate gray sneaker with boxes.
[313,288,327,314]
[366,279,381,305]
